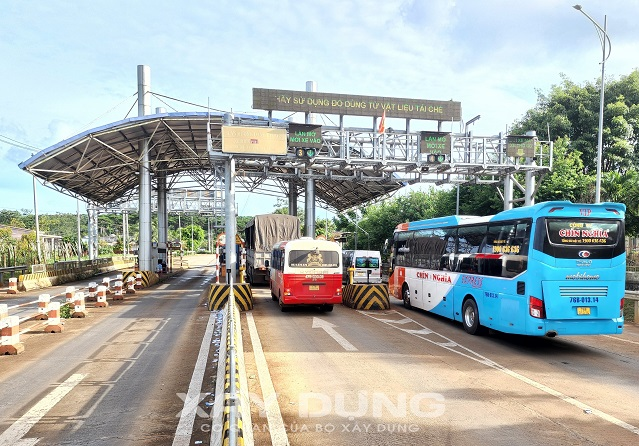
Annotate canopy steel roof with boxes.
[20,111,552,213]
[19,112,407,212]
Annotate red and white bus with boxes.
[269,237,342,311]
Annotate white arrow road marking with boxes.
[312,317,358,351]
[0,373,87,446]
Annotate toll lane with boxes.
[243,288,639,445]
[0,262,219,446]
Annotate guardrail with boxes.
[625,290,639,322]
[0,266,29,285]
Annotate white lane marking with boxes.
[172,312,217,446]
[362,310,639,436]
[0,373,87,446]
[246,312,290,446]
[158,284,170,290]
[311,317,358,351]
[602,334,639,345]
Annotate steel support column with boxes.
[137,65,152,271]
[87,206,98,260]
[504,174,514,211]
[225,158,237,282]
[157,169,168,262]
[288,179,298,216]
[304,80,316,237]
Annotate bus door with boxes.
[426,228,456,317]
[475,221,530,331]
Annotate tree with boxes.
[337,190,445,253]
[178,224,205,252]
[511,69,639,234]
[536,137,592,203]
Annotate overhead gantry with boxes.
[20,65,552,277]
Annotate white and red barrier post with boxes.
[96,285,109,308]
[7,277,18,294]
[126,276,136,294]
[46,302,63,333]
[65,286,76,304]
[0,307,24,355]
[72,291,87,318]
[35,294,51,320]
[135,273,142,290]
[113,279,123,300]
[87,282,97,302]
[102,277,112,294]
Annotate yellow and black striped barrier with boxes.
[342,284,390,310]
[122,270,157,288]
[207,283,253,311]
[222,348,246,444]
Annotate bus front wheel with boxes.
[402,286,412,310]
[462,299,482,335]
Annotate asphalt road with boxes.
[243,287,639,446]
[0,256,220,446]
[2,261,639,446]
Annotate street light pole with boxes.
[573,5,611,204]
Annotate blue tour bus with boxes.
[388,201,626,336]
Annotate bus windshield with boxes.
[546,219,619,246]
[289,249,340,268]
[537,218,624,259]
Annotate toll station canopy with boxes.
[19,112,410,212]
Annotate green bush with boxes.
[60,303,73,319]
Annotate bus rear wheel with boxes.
[321,304,333,312]
[462,299,482,335]
[402,286,412,310]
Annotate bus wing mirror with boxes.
[265,260,270,268]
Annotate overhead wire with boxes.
[0,134,40,153]
[150,92,228,113]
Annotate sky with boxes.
[1,0,638,218]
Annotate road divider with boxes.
[342,284,390,310]
[205,284,253,311]
[214,297,253,445]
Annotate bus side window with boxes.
[395,232,412,266]
[439,228,456,271]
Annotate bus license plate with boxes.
[577,307,591,315]
[309,285,320,291]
